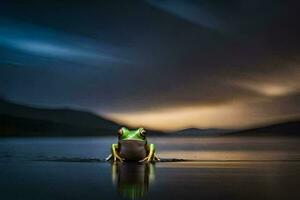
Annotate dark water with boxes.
[0,136,300,200]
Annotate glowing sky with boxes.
[1,1,300,131]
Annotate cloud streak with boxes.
[0,20,130,66]
[146,0,227,31]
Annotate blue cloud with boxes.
[0,20,130,66]
[146,0,224,31]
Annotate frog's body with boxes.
[106,127,159,162]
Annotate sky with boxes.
[1,0,300,131]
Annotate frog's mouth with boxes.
[119,140,147,161]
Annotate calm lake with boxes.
[0,136,300,200]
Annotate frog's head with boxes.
[118,127,146,141]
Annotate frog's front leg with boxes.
[140,144,160,162]
[106,144,124,162]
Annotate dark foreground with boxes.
[0,136,300,200]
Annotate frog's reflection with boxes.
[111,162,156,199]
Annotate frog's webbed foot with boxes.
[106,152,124,162]
[105,154,112,161]
[113,154,124,162]
[139,154,159,162]
[139,156,153,162]
[154,153,160,161]
[139,144,160,162]
[106,144,124,162]
[139,156,149,162]
[139,153,160,162]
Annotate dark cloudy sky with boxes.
[1,0,300,131]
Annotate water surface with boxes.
[0,136,300,199]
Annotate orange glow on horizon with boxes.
[103,101,299,131]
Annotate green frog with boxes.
[106,127,160,162]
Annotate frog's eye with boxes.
[140,129,146,137]
[118,128,123,136]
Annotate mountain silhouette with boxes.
[0,98,120,136]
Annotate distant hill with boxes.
[1,98,298,137]
[227,120,300,136]
[171,128,230,136]
[165,120,300,137]
[0,98,121,137]
[0,98,165,137]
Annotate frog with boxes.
[106,127,160,162]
